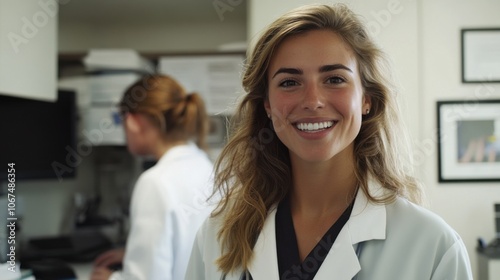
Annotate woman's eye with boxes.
[279,79,298,88]
[326,76,345,84]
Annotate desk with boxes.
[478,249,500,280]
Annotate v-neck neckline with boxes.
[275,195,354,280]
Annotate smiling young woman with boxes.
[264,29,370,262]
[185,4,472,280]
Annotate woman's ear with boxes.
[264,99,271,118]
[125,113,142,133]
[362,94,372,114]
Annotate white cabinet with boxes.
[0,0,57,101]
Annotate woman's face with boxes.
[123,113,154,156]
[265,29,370,164]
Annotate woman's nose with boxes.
[302,84,325,110]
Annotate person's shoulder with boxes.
[137,147,212,184]
[193,214,223,255]
[382,197,472,279]
[157,145,213,177]
[131,162,180,203]
[134,164,163,188]
[197,214,223,240]
[386,197,461,244]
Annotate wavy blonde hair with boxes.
[212,3,422,273]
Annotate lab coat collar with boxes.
[348,180,387,244]
[156,142,200,164]
[248,180,387,280]
[248,206,280,279]
[314,180,387,279]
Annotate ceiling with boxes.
[59,0,247,24]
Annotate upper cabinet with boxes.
[58,0,247,54]
[0,0,57,101]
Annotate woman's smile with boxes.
[295,120,336,132]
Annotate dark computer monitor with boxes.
[0,90,77,181]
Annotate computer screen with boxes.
[0,90,77,180]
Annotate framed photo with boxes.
[461,28,500,83]
[437,100,500,182]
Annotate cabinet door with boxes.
[0,0,57,101]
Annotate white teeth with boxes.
[296,121,334,131]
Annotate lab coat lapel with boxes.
[315,182,387,279]
[348,182,386,244]
[313,226,361,280]
[248,207,280,280]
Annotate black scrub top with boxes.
[275,196,354,280]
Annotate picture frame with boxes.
[461,28,500,83]
[437,100,500,182]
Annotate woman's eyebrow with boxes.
[272,64,353,79]
[319,64,353,73]
[272,67,303,78]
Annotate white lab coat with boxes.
[110,143,214,280]
[185,181,473,280]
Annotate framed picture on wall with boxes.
[461,28,500,83]
[437,99,500,182]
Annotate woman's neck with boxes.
[289,151,358,219]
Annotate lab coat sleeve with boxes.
[107,267,146,280]
[185,221,206,280]
[122,174,174,280]
[430,237,473,280]
[108,271,126,280]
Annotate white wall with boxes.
[419,0,500,278]
[249,0,500,278]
